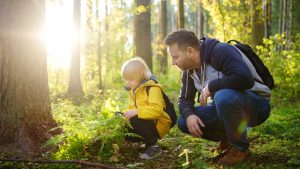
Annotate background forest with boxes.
[0,0,299,168]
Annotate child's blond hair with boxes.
[121,57,151,82]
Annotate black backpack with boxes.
[145,86,177,128]
[227,40,274,89]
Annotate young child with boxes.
[121,57,171,160]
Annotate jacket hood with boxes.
[124,74,161,91]
[200,37,220,65]
[141,74,158,84]
[139,75,161,88]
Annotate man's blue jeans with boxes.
[178,89,270,151]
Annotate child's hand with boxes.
[124,109,138,119]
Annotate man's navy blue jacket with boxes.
[179,38,255,119]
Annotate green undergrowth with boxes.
[36,90,300,169]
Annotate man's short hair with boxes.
[163,29,200,50]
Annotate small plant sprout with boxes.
[179,148,192,166]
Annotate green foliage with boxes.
[202,0,252,43]
[83,0,133,91]
[256,33,300,100]
[44,1,300,168]
[45,93,130,161]
[47,68,68,97]
[253,105,300,140]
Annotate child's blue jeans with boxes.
[178,89,270,151]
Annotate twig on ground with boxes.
[0,158,119,169]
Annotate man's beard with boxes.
[176,65,186,71]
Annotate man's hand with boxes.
[186,115,205,137]
[199,84,212,106]
[124,109,138,119]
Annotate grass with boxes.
[1,89,299,169]
[116,99,300,169]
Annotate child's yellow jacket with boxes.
[127,80,171,138]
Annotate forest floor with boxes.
[1,96,299,169]
[116,99,300,169]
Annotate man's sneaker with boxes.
[139,144,161,160]
[218,147,250,165]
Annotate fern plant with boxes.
[44,93,131,161]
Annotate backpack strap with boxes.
[227,39,241,44]
[145,86,163,99]
[228,39,265,84]
[145,86,151,96]
[145,86,177,128]
[145,86,158,125]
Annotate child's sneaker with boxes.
[139,143,146,149]
[139,144,161,160]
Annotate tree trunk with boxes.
[278,0,292,49]
[158,0,168,74]
[104,0,110,85]
[0,0,59,158]
[286,0,292,48]
[281,0,287,34]
[168,0,176,31]
[196,0,204,38]
[134,0,152,71]
[291,0,300,36]
[263,0,271,38]
[67,0,83,98]
[251,0,264,46]
[177,0,184,28]
[217,0,226,41]
[96,0,103,90]
[278,0,284,34]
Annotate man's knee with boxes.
[177,116,189,133]
[214,89,242,109]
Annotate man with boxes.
[164,29,271,165]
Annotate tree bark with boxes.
[103,0,111,85]
[177,0,184,28]
[96,0,103,90]
[168,0,176,31]
[263,0,271,38]
[134,0,152,71]
[158,0,168,74]
[67,0,84,98]
[196,0,204,38]
[0,0,59,158]
[278,0,284,34]
[251,0,264,46]
[281,0,287,34]
[278,0,292,49]
[291,0,300,36]
[286,0,293,48]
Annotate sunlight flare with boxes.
[45,1,74,69]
